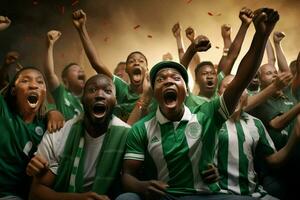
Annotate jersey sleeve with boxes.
[254,119,276,158]
[124,124,147,161]
[113,75,129,103]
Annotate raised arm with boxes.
[180,35,211,68]
[244,71,292,112]
[0,16,11,31]
[217,24,232,73]
[72,10,112,78]
[44,30,61,91]
[218,7,254,75]
[224,8,280,115]
[171,22,185,60]
[265,38,276,66]
[185,26,201,65]
[273,31,290,72]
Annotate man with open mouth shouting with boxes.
[118,7,280,200]
[72,9,154,125]
[29,74,130,200]
[0,67,48,199]
[44,30,86,120]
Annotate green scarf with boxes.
[54,116,129,194]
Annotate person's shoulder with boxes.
[111,115,131,129]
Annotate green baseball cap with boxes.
[150,61,188,88]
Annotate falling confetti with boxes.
[215,46,220,49]
[208,12,214,16]
[133,25,141,30]
[185,0,192,3]
[71,0,79,6]
[147,35,153,38]
[208,12,222,16]
[104,36,109,42]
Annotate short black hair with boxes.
[61,63,79,79]
[126,51,148,65]
[194,61,214,77]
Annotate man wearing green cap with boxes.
[117,7,279,200]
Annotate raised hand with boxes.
[72,9,87,29]
[221,24,231,39]
[193,35,211,52]
[185,26,195,42]
[0,16,11,31]
[47,30,61,45]
[273,31,285,43]
[274,71,293,90]
[253,8,280,36]
[172,22,181,38]
[239,7,254,25]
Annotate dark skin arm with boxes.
[29,169,110,200]
[223,8,280,115]
[273,31,289,73]
[218,7,254,75]
[122,159,168,200]
[72,9,112,78]
[180,35,211,68]
[291,51,300,96]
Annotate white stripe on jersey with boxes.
[226,121,241,194]
[145,117,170,182]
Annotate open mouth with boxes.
[131,67,142,84]
[78,74,86,81]
[206,80,215,88]
[163,89,177,107]
[92,102,107,118]
[27,93,39,108]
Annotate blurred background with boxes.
[0,0,299,83]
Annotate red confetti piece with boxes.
[216,13,222,16]
[147,35,153,38]
[133,25,141,30]
[71,0,79,6]
[104,37,109,42]
[185,0,192,3]
[208,12,214,16]
[58,6,65,15]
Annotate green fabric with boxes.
[54,117,129,194]
[249,87,297,150]
[0,95,46,198]
[51,84,83,120]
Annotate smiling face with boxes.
[154,68,187,118]
[82,74,116,125]
[195,64,217,98]
[63,64,86,95]
[12,68,46,115]
[126,52,148,87]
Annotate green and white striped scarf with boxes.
[54,116,130,194]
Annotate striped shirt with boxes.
[125,95,230,195]
[216,112,276,197]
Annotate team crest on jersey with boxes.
[35,126,44,136]
[186,122,201,139]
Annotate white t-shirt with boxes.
[37,116,105,191]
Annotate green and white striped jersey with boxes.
[125,95,230,195]
[216,112,276,197]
